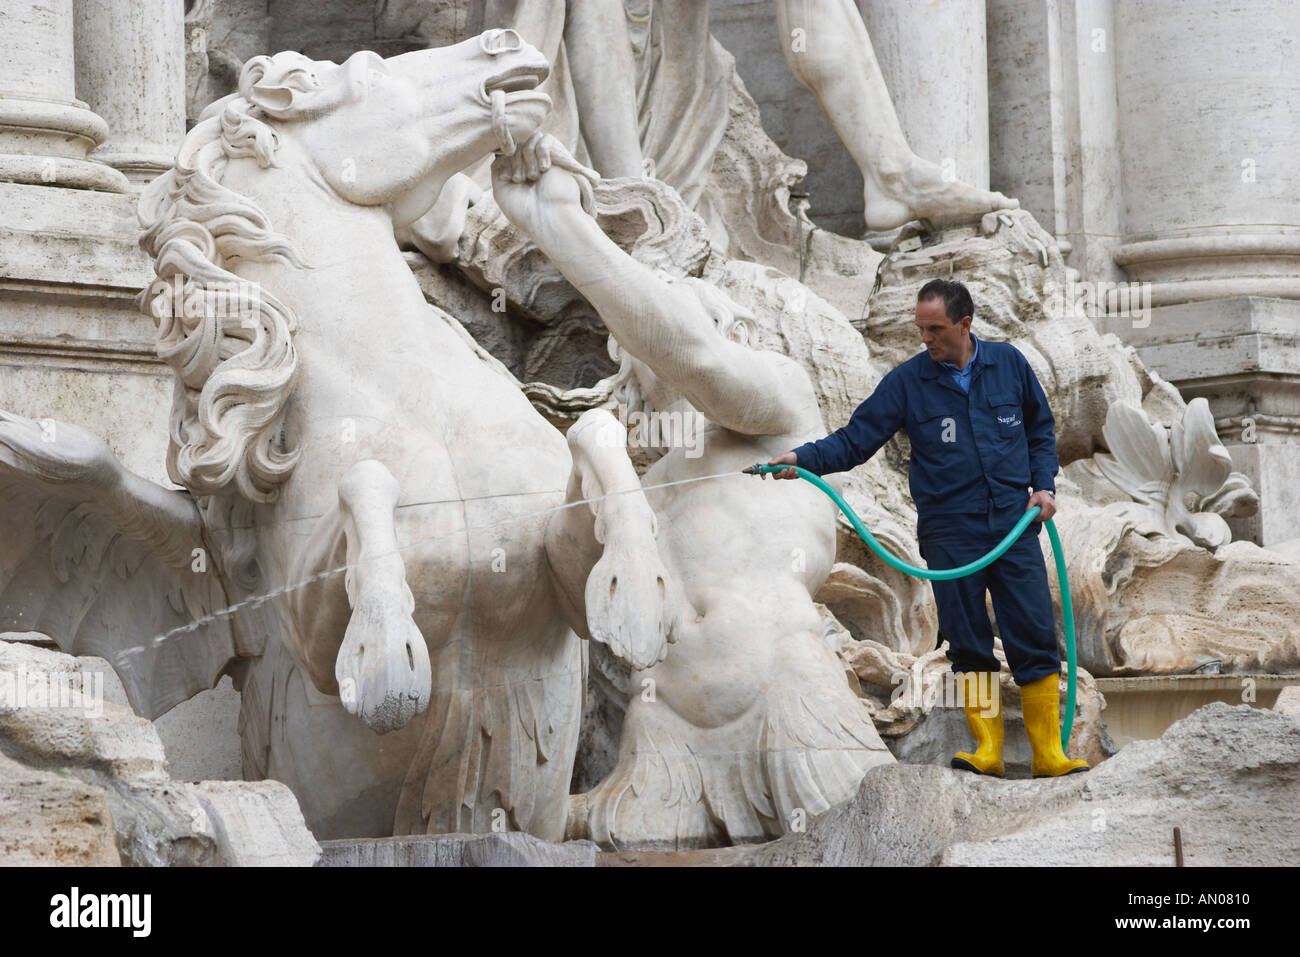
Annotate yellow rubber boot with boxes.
[951,671,1004,777]
[1020,673,1089,777]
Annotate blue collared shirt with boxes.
[939,334,980,394]
[791,336,1059,514]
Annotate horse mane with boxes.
[137,78,309,505]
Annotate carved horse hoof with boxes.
[335,590,431,734]
[585,542,675,671]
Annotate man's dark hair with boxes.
[917,279,974,324]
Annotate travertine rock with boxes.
[0,751,120,867]
[1048,483,1300,677]
[189,781,321,867]
[740,703,1300,866]
[1275,686,1300,717]
[321,702,1300,867]
[945,703,1300,866]
[0,641,319,866]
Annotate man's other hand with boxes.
[1026,489,1056,521]
[766,451,800,480]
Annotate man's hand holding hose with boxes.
[1026,488,1056,522]
[765,451,800,480]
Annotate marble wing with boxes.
[0,412,237,720]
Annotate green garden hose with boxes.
[747,464,1076,749]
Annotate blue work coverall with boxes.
[792,333,1061,685]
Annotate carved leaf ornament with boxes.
[1094,398,1257,550]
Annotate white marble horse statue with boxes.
[0,30,672,841]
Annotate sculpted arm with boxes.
[492,144,810,436]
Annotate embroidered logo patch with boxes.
[997,414,1022,427]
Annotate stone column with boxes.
[1111,0,1300,306]
[74,0,186,186]
[986,0,1126,282]
[0,0,127,192]
[860,0,990,190]
[1104,0,1300,547]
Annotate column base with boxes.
[0,154,129,192]
[1115,231,1300,306]
[86,149,175,188]
[0,96,129,192]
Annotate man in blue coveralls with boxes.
[767,279,1087,778]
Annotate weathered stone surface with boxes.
[0,645,168,782]
[85,658,243,783]
[318,832,599,868]
[1274,685,1300,717]
[190,781,321,867]
[945,704,1300,866]
[733,703,1299,866]
[1050,486,1300,677]
[0,641,319,866]
[569,641,629,796]
[0,751,119,866]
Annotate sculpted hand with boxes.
[1027,489,1056,522]
[766,451,800,480]
[491,132,599,233]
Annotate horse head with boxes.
[138,29,552,510]
[235,29,551,215]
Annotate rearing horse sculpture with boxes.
[0,31,671,841]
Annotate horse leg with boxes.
[327,459,432,733]
[544,409,677,670]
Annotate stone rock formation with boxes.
[712,702,1300,866]
[0,638,319,866]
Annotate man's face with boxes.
[914,296,971,364]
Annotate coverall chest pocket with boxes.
[911,405,964,453]
[987,393,1024,438]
